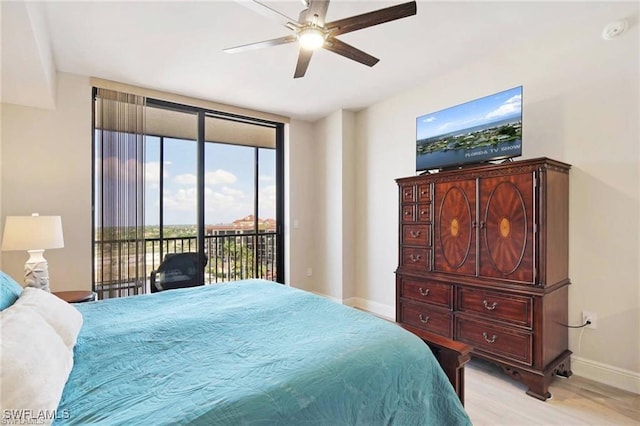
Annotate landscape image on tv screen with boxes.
[416,86,522,171]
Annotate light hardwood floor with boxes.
[464,358,640,425]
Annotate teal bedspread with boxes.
[56,280,470,425]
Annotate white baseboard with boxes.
[571,355,640,395]
[345,297,395,321]
[309,292,395,321]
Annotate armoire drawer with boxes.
[401,248,431,271]
[402,205,415,222]
[401,185,415,203]
[457,287,533,328]
[400,302,452,338]
[456,317,532,365]
[402,224,430,246]
[400,278,452,309]
[417,183,431,202]
[417,204,431,222]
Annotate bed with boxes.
[2,275,470,425]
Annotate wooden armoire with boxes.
[395,157,572,400]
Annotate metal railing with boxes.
[94,233,277,299]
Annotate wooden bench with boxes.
[401,324,472,406]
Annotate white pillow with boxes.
[0,303,74,423]
[14,288,83,350]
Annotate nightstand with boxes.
[53,290,97,303]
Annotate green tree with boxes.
[222,238,255,279]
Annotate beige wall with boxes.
[310,110,357,301]
[285,119,316,291]
[352,14,639,391]
[1,73,92,291]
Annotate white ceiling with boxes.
[1,1,638,121]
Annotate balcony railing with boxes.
[94,233,277,299]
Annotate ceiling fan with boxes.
[224,0,417,79]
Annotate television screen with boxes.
[416,86,522,172]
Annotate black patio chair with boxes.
[150,252,207,293]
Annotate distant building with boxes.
[206,214,276,235]
[206,215,277,278]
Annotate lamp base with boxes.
[24,249,51,292]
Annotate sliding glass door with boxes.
[203,115,278,282]
[93,94,284,298]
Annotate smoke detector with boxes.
[602,20,628,40]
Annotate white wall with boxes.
[353,13,639,391]
[1,73,92,291]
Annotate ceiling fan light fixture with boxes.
[298,27,325,50]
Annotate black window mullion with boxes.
[275,123,285,284]
[254,146,259,278]
[197,112,206,284]
[159,136,164,262]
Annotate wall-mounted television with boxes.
[416,86,522,172]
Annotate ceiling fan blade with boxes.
[304,0,330,26]
[325,1,416,36]
[323,38,379,67]
[238,0,301,30]
[224,35,297,53]
[294,49,314,79]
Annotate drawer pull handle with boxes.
[410,230,422,238]
[404,211,411,216]
[421,190,427,195]
[483,300,498,310]
[482,332,497,343]
[419,287,430,296]
[420,210,428,215]
[409,254,422,262]
[419,314,430,324]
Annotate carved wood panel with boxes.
[479,174,534,282]
[434,179,476,275]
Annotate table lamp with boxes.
[1,213,64,292]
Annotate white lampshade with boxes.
[1,214,64,251]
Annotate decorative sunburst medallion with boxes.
[438,187,472,270]
[484,182,527,274]
[499,217,511,238]
[450,218,460,237]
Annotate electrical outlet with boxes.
[582,311,597,329]
[306,267,313,277]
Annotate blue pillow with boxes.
[0,271,23,310]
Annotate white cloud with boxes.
[485,94,522,120]
[259,185,276,218]
[145,161,167,183]
[221,186,246,197]
[423,116,437,123]
[174,173,197,185]
[161,173,275,224]
[163,188,196,211]
[258,174,273,182]
[205,169,237,185]
[173,170,237,186]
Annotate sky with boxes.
[416,86,522,141]
[145,137,276,226]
